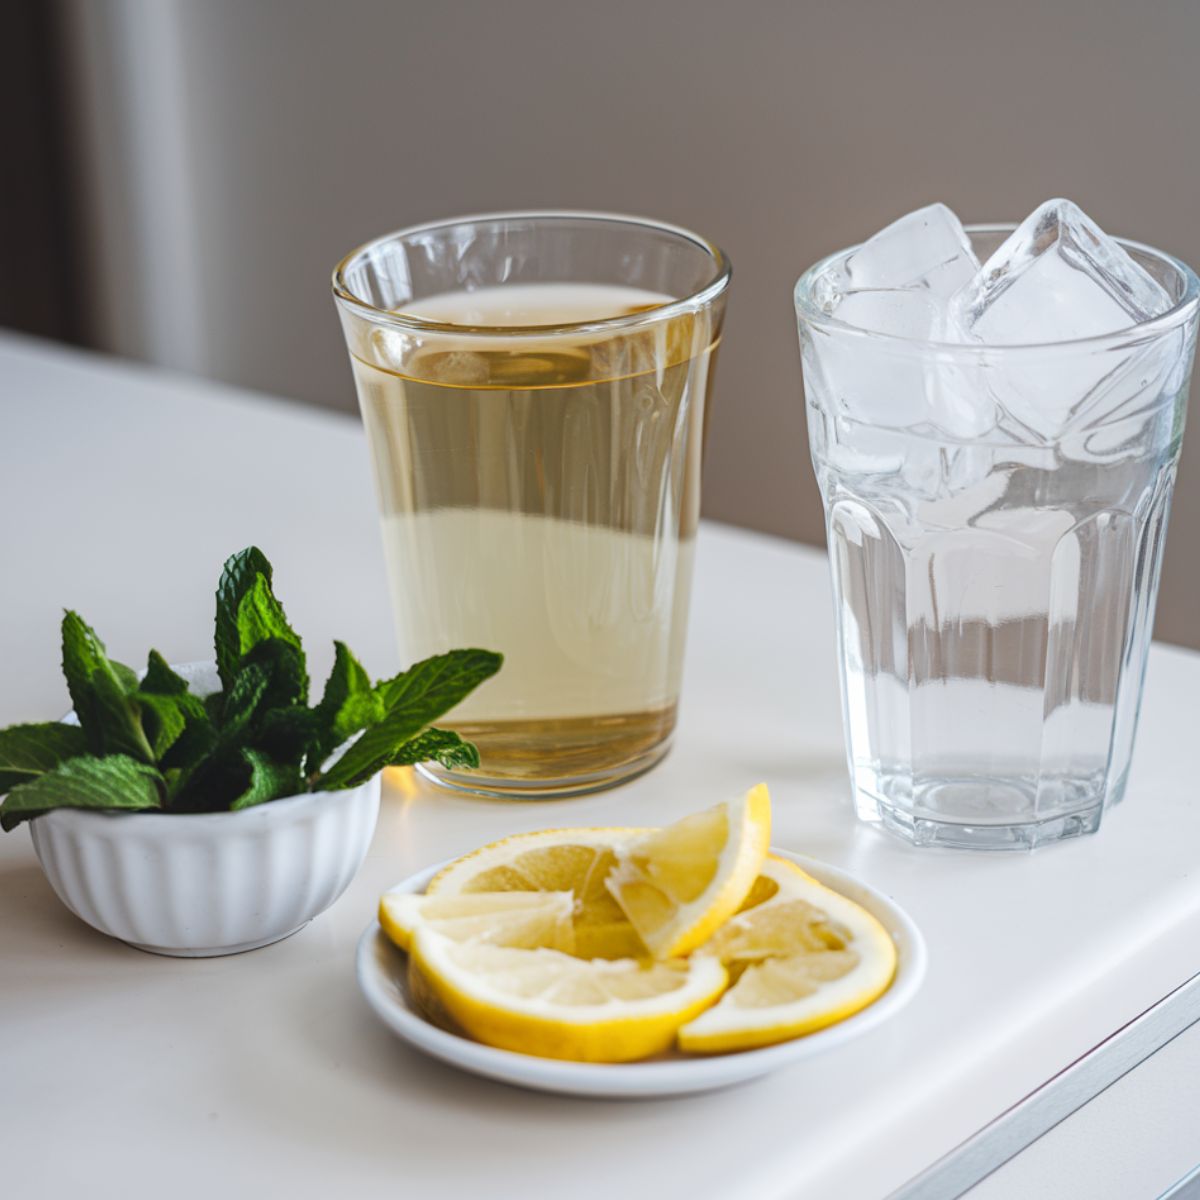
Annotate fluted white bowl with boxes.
[28,662,380,957]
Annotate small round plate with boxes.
[355,850,927,1098]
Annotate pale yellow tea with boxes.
[349,283,718,792]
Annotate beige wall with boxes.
[65,0,1200,648]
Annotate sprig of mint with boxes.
[0,547,502,831]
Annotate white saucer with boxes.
[355,850,927,1098]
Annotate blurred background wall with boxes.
[6,0,1200,648]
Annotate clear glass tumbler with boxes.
[333,213,730,798]
[795,227,1199,849]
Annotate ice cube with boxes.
[843,203,980,298]
[951,198,1171,344]
[927,353,1000,439]
[822,290,998,439]
[948,199,1176,440]
[834,288,943,339]
[810,289,943,427]
[808,205,997,438]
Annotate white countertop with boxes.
[3,331,1200,1200]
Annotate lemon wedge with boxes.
[426,828,649,959]
[409,929,727,1062]
[379,891,576,953]
[677,856,897,1053]
[605,784,771,958]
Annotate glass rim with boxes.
[793,222,1200,354]
[331,210,732,338]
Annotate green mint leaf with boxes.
[240,637,308,713]
[60,612,154,762]
[232,575,308,707]
[177,638,309,806]
[236,574,301,657]
[111,661,139,692]
[142,656,218,798]
[158,715,219,802]
[136,650,213,762]
[87,663,156,764]
[60,615,139,704]
[316,649,501,790]
[1,755,164,832]
[229,748,303,811]
[130,691,187,760]
[61,610,106,719]
[167,750,246,812]
[309,641,383,773]
[217,660,271,740]
[376,649,502,716]
[214,546,273,689]
[255,706,321,764]
[0,723,89,794]
[387,728,480,771]
[141,650,190,696]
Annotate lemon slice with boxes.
[605,784,771,958]
[677,856,897,1053]
[426,828,649,959]
[410,928,728,1062]
[379,891,576,953]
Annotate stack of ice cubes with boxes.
[813,199,1178,443]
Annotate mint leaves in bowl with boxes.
[1,548,501,956]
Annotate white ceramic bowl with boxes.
[28,662,381,957]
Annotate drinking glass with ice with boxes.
[794,200,1199,849]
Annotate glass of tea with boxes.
[332,213,731,797]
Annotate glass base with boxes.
[856,769,1118,850]
[872,797,1104,850]
[415,738,672,800]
